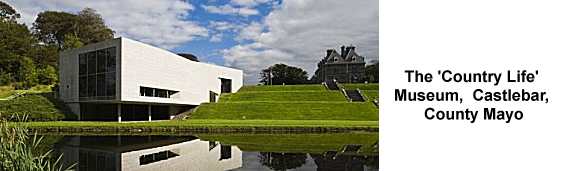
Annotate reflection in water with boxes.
[54,136,242,171]
[259,152,308,170]
[49,135,378,171]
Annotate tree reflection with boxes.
[311,154,378,171]
[259,152,307,171]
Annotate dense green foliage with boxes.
[259,64,309,85]
[0,1,19,21]
[0,93,68,121]
[33,8,113,50]
[0,116,70,171]
[0,10,48,88]
[192,84,378,120]
[0,2,113,89]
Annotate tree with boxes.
[32,11,78,49]
[32,8,113,49]
[17,56,38,89]
[29,44,59,67]
[0,1,20,21]
[259,63,309,85]
[62,34,84,50]
[0,2,40,87]
[365,60,379,83]
[37,65,57,85]
[76,8,114,44]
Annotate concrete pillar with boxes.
[117,103,122,122]
[148,105,152,122]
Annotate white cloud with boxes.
[202,4,259,16]
[223,0,379,84]
[232,0,273,7]
[222,43,295,82]
[209,21,243,31]
[209,33,223,42]
[236,22,263,41]
[5,0,208,49]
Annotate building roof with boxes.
[320,45,365,65]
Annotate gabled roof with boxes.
[326,50,345,63]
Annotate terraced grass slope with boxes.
[191,84,378,121]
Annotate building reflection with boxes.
[54,136,242,171]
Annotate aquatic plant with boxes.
[0,113,72,171]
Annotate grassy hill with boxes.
[0,85,70,121]
[191,84,378,121]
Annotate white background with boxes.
[380,0,562,170]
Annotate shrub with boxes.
[37,66,57,85]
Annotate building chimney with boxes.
[346,46,354,56]
[341,46,346,56]
[326,49,332,57]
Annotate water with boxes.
[40,133,378,171]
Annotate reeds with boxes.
[0,114,72,171]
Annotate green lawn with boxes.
[239,85,326,92]
[21,119,378,128]
[220,91,347,102]
[363,90,379,101]
[340,83,378,90]
[193,102,377,120]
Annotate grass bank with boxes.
[0,85,70,121]
[194,102,377,120]
[0,86,15,99]
[191,84,378,121]
[23,119,378,128]
[22,119,378,133]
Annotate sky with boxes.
[6,0,378,84]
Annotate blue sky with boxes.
[7,0,378,84]
[173,0,279,66]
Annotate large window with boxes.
[79,47,117,100]
[140,86,178,98]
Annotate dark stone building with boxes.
[313,45,366,83]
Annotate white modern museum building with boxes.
[58,37,243,121]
